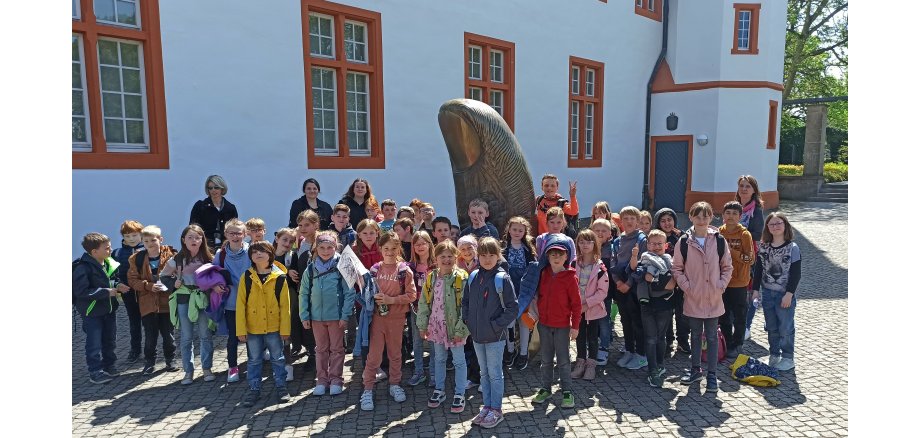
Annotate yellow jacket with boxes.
[236,268,291,336]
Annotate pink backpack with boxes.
[702,327,727,363]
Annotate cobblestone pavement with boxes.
[72,201,847,437]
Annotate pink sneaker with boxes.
[480,409,504,429]
[471,407,490,425]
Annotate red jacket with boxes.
[357,243,382,269]
[536,267,582,329]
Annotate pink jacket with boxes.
[671,227,733,319]
[575,260,609,322]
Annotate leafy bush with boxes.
[777,163,847,182]
[778,164,803,176]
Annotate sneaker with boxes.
[626,355,648,370]
[775,357,796,371]
[676,341,691,354]
[263,350,271,361]
[706,373,719,393]
[680,367,704,385]
[330,384,344,395]
[472,407,490,425]
[654,366,667,380]
[450,395,466,413]
[142,364,155,375]
[360,390,374,411]
[285,365,294,382]
[102,367,120,378]
[126,351,140,364]
[314,384,327,396]
[618,345,626,353]
[89,372,113,384]
[202,369,216,382]
[428,389,447,408]
[768,355,782,367]
[375,369,388,383]
[389,385,407,403]
[164,361,179,372]
[744,328,751,340]
[616,351,634,368]
[647,374,664,388]
[561,391,575,409]
[408,370,427,387]
[227,367,240,383]
[503,350,517,367]
[181,372,194,385]
[533,388,552,404]
[276,388,291,404]
[480,409,504,429]
[465,380,476,391]
[597,349,609,366]
[513,355,529,370]
[241,390,259,408]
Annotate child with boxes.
[638,210,653,236]
[535,174,579,235]
[672,202,733,393]
[610,206,648,370]
[159,225,215,385]
[365,199,384,223]
[73,232,131,384]
[289,210,320,371]
[397,206,416,222]
[418,240,470,413]
[462,237,518,427]
[752,212,800,371]
[214,219,251,383]
[457,235,480,273]
[111,220,145,363]
[237,241,292,407]
[592,201,622,233]
[419,203,436,235]
[360,232,417,411]
[502,216,537,370]
[590,218,619,365]
[300,231,355,395]
[571,230,609,381]
[529,240,581,409]
[630,230,677,388]
[535,207,576,257]
[460,198,500,238]
[719,201,755,358]
[245,217,266,243]
[450,225,461,243]
[407,231,436,386]
[127,225,179,375]
[431,216,453,244]
[274,227,299,381]
[394,217,415,261]
[379,199,398,232]
[329,204,357,250]
[409,198,425,230]
[653,207,689,353]
[355,219,383,268]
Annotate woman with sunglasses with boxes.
[189,175,239,249]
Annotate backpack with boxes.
[730,354,781,387]
[243,273,287,305]
[370,261,409,297]
[701,327,727,363]
[306,262,344,310]
[423,270,467,309]
[536,195,579,238]
[678,233,726,261]
[466,270,509,311]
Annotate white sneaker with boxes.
[597,350,609,366]
[389,385,407,403]
[360,390,374,410]
[330,384,344,395]
[775,358,795,371]
[314,384,327,396]
[263,349,271,361]
[744,329,751,341]
[617,351,634,368]
[285,365,294,382]
[767,355,782,367]
[375,368,388,383]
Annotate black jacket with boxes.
[337,197,368,229]
[189,197,239,248]
[111,241,144,286]
[289,196,333,230]
[72,253,120,318]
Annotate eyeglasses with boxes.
[225,231,243,236]
[207,186,221,190]
[767,222,785,227]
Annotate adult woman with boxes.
[289,178,333,230]
[338,178,375,229]
[189,175,238,249]
[736,175,764,341]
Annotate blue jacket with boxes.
[214,242,250,311]
[462,266,517,344]
[353,272,376,357]
[72,253,120,318]
[516,233,576,318]
[299,255,355,322]
[111,241,143,286]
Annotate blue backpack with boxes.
[467,270,509,310]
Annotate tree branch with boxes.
[808,37,848,56]
[811,2,848,31]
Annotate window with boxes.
[568,57,604,168]
[732,3,761,54]
[464,33,515,130]
[301,0,385,169]
[72,0,169,169]
[635,0,662,21]
[767,100,778,149]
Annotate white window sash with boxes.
[490,49,503,83]
[469,46,482,80]
[98,37,149,152]
[570,102,579,158]
[585,103,594,159]
[312,67,339,155]
[586,68,595,97]
[95,0,142,29]
[309,13,336,58]
[344,20,368,63]
[572,66,580,95]
[738,11,751,50]
[346,72,371,156]
[468,87,482,101]
[73,35,92,151]
[490,90,503,115]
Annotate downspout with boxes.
[642,0,670,210]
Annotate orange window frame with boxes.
[301,0,385,169]
[72,0,169,169]
[732,3,761,55]
[767,99,778,149]
[568,57,604,168]
[464,32,515,131]
[635,0,662,22]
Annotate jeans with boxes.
[640,305,673,372]
[576,318,600,360]
[518,317,531,355]
[687,317,719,373]
[408,313,426,374]
[177,303,213,373]
[224,310,239,368]
[246,332,287,390]
[474,341,505,409]
[433,342,467,395]
[598,298,612,351]
[619,294,645,355]
[761,289,796,358]
[82,312,117,373]
[719,287,748,350]
[122,291,143,354]
[141,312,175,365]
[537,323,572,391]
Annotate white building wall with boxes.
[72,0,662,256]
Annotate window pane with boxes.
[103,92,123,117]
[125,120,145,143]
[586,69,595,96]
[309,16,319,35]
[572,66,579,95]
[72,36,80,61]
[468,46,481,80]
[73,118,88,142]
[323,131,336,150]
[585,103,594,158]
[490,50,503,83]
[98,39,148,149]
[100,66,121,91]
[120,43,140,68]
[570,102,579,158]
[468,87,482,101]
[73,64,83,88]
[344,22,354,41]
[72,90,85,115]
[490,90,503,115]
[116,0,138,26]
[98,39,119,65]
[122,69,141,93]
[72,35,90,148]
[124,94,143,118]
[104,119,126,143]
[94,0,116,23]
[73,0,79,18]
[309,14,334,57]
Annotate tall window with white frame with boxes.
[568,57,604,167]
[464,33,515,130]
[737,10,751,51]
[731,3,760,55]
[72,35,91,150]
[98,38,148,150]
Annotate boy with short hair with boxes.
[245,218,267,243]
[397,206,416,222]
[112,220,145,363]
[432,217,453,244]
[419,203,436,233]
[127,225,179,375]
[328,204,357,250]
[380,199,398,232]
[394,217,415,261]
[719,201,755,358]
[214,218,251,383]
[535,174,579,235]
[629,230,676,387]
[289,210,320,371]
[459,199,500,239]
[610,207,648,371]
[73,232,131,384]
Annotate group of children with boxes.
[73,173,800,425]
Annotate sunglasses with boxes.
[207,186,221,190]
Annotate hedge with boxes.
[777,163,848,183]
